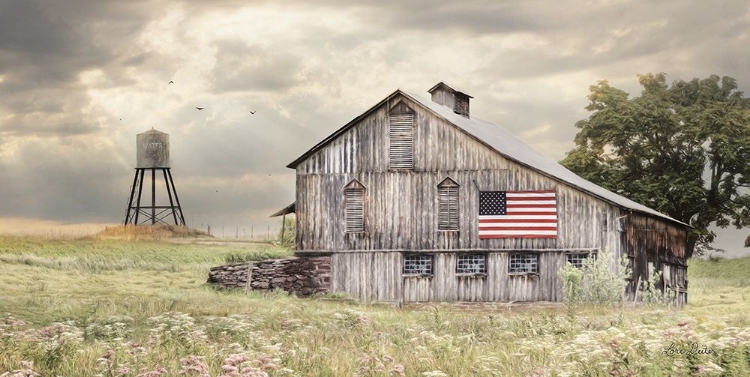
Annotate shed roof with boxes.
[270,202,296,217]
[287,89,687,227]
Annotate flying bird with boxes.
[249,110,256,114]
[196,107,204,111]
[168,81,174,85]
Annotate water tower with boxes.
[124,129,186,226]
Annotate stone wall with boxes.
[207,256,331,296]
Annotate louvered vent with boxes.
[438,178,459,231]
[389,102,415,169]
[344,181,365,232]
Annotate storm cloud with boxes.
[1,0,749,253]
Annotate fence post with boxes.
[245,262,253,292]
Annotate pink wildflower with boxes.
[179,356,210,377]
[0,360,39,377]
[222,365,238,373]
[136,367,168,377]
[390,364,405,376]
[116,366,132,376]
[239,367,269,377]
[358,315,371,325]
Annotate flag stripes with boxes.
[478,190,557,239]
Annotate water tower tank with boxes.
[136,129,170,168]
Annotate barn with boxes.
[281,82,689,305]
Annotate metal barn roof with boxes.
[288,88,687,227]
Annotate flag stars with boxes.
[479,191,507,216]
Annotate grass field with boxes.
[0,236,748,376]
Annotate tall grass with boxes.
[0,236,290,273]
[1,236,749,376]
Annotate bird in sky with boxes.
[249,110,256,114]
[168,81,174,85]
[196,107,204,110]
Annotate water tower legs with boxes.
[124,168,186,226]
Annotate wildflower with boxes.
[136,367,168,377]
[179,356,210,377]
[221,365,238,374]
[526,368,547,377]
[390,364,405,376]
[254,354,279,371]
[0,361,39,377]
[238,367,269,377]
[225,353,249,365]
[2,314,26,330]
[358,315,371,325]
[697,361,724,374]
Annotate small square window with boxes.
[509,253,538,274]
[403,255,433,275]
[566,252,596,269]
[457,254,486,274]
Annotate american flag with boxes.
[478,190,557,239]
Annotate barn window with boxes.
[344,180,365,233]
[456,254,486,274]
[389,101,415,170]
[437,178,459,231]
[565,252,596,269]
[509,253,538,274]
[403,255,433,275]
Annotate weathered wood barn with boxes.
[281,82,689,304]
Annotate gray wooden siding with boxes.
[330,252,402,302]
[430,88,456,110]
[294,95,509,174]
[295,94,624,255]
[332,251,566,302]
[296,170,623,255]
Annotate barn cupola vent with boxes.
[428,82,473,118]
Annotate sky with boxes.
[0,0,749,255]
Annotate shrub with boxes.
[558,262,583,321]
[559,248,630,307]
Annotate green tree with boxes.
[562,73,750,257]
